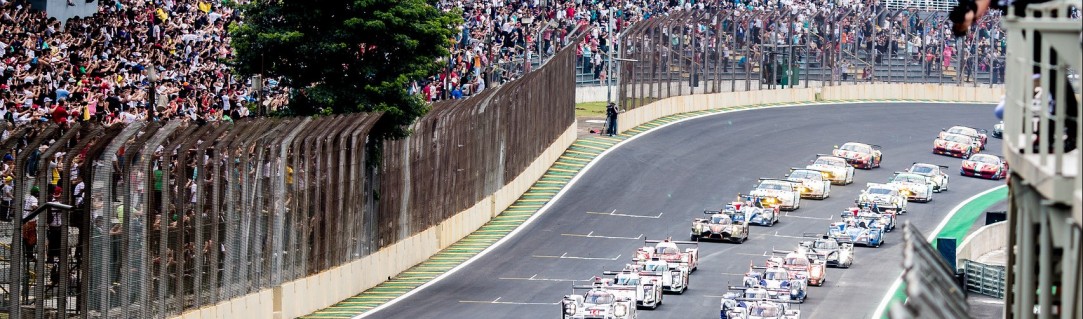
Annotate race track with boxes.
[367,102,1004,319]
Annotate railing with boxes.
[964,259,1007,299]
[889,221,970,319]
[885,0,959,12]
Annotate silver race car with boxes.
[907,162,950,192]
[807,154,855,185]
[787,168,832,199]
[692,208,750,243]
[858,183,909,213]
[799,234,854,268]
[749,179,802,211]
[562,279,639,319]
[601,268,663,309]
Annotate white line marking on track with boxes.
[734,251,769,257]
[783,211,834,220]
[459,297,557,305]
[532,252,622,261]
[586,209,664,219]
[498,274,594,282]
[561,231,644,240]
[772,231,808,239]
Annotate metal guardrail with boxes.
[964,259,1007,299]
[889,221,970,319]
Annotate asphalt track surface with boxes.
[371,103,1004,319]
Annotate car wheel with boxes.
[690,235,699,241]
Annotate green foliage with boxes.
[231,0,460,138]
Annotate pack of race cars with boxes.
[559,127,1005,319]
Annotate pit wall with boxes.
[174,124,577,319]
[618,84,1005,132]
[956,221,1009,265]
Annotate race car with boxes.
[933,133,979,158]
[992,121,1003,138]
[832,142,882,169]
[692,208,749,243]
[799,234,854,268]
[941,125,989,150]
[843,205,897,232]
[602,268,664,309]
[743,265,808,303]
[634,238,699,272]
[741,195,783,227]
[749,179,802,211]
[767,250,827,287]
[858,183,908,213]
[807,154,855,185]
[907,162,950,192]
[720,291,802,319]
[828,220,885,248]
[786,168,832,199]
[562,278,639,319]
[887,172,935,203]
[630,259,690,294]
[961,154,1009,180]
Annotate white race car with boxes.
[629,259,690,294]
[907,162,950,193]
[562,279,639,319]
[721,290,802,319]
[786,168,832,199]
[940,125,989,150]
[634,238,699,272]
[602,268,664,309]
[858,183,908,213]
[807,154,855,185]
[887,172,935,203]
[749,179,802,211]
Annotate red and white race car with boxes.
[634,238,699,272]
[961,154,1009,180]
[832,142,883,169]
[940,125,989,150]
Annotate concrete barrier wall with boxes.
[575,85,618,103]
[957,221,1008,265]
[619,84,1004,133]
[173,124,577,319]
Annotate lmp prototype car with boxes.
[562,279,639,319]
[767,250,827,286]
[692,209,750,243]
[858,183,908,213]
[786,168,832,199]
[941,125,989,150]
[807,154,855,185]
[742,265,808,303]
[730,195,783,227]
[933,133,979,158]
[829,220,885,248]
[630,260,689,294]
[961,154,1009,180]
[720,291,802,319]
[799,234,854,268]
[888,172,935,203]
[907,162,950,192]
[601,269,664,309]
[634,239,699,272]
[844,205,897,232]
[832,142,883,169]
[749,179,802,211]
[992,121,1003,138]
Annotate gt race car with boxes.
[888,172,935,202]
[941,125,989,150]
[832,142,883,169]
[786,168,832,199]
[933,133,979,158]
[907,162,950,192]
[750,179,802,211]
[961,154,1009,180]
[807,154,855,185]
[859,183,909,213]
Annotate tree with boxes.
[231,0,460,138]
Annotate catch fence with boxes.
[0,33,575,319]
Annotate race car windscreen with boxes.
[970,155,1000,164]
[752,305,781,317]
[948,127,977,136]
[868,187,894,195]
[814,240,837,250]
[764,270,788,280]
[585,291,616,304]
[713,216,733,224]
[909,165,935,174]
[894,175,924,183]
[942,134,972,144]
[758,182,785,190]
[814,157,845,166]
[656,247,678,255]
[786,258,808,266]
[616,277,639,286]
[789,170,819,180]
[840,144,870,153]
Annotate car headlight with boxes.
[564,302,576,315]
[614,304,628,317]
[791,288,799,295]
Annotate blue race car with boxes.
[828,220,884,248]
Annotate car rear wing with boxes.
[758,178,801,185]
[734,297,802,304]
[912,162,950,169]
[644,239,699,246]
[790,167,828,174]
[704,210,722,215]
[802,233,830,239]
